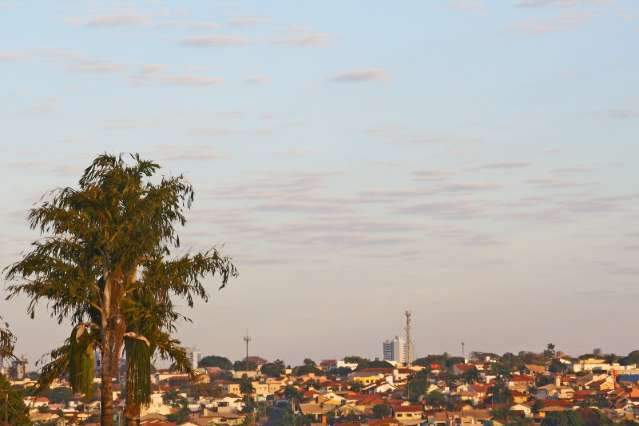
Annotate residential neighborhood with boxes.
[4,345,639,425]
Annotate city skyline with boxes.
[1,0,639,366]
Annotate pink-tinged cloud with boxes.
[513,12,591,34]
[160,75,224,86]
[70,60,125,74]
[86,14,151,27]
[180,35,250,47]
[331,69,389,82]
[516,0,611,7]
[228,16,271,27]
[273,32,331,47]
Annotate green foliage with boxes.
[240,375,254,395]
[166,401,190,424]
[549,358,569,374]
[343,356,369,365]
[407,375,427,402]
[189,383,223,399]
[372,403,392,418]
[234,360,258,371]
[620,350,639,366]
[576,408,613,426]
[541,411,585,426]
[0,318,15,360]
[44,387,73,404]
[425,390,446,408]
[5,153,238,424]
[0,374,31,425]
[489,378,512,405]
[199,355,233,370]
[261,360,286,378]
[292,360,321,376]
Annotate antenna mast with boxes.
[243,330,252,371]
[404,311,413,366]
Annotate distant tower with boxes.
[243,330,252,371]
[404,311,413,366]
[462,342,466,361]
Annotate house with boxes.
[509,403,532,418]
[217,380,242,396]
[393,404,423,425]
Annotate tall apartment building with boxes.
[185,347,201,370]
[382,336,407,364]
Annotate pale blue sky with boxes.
[1,0,639,366]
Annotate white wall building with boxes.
[383,336,408,364]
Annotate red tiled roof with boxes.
[395,404,423,413]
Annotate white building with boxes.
[383,336,408,364]
[185,347,202,370]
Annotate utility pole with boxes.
[404,311,412,366]
[243,330,251,371]
[462,341,466,361]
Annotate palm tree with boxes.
[5,154,238,426]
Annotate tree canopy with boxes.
[5,153,238,426]
[199,355,233,370]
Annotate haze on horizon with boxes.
[1,0,638,367]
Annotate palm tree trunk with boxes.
[101,336,114,426]
[124,401,141,425]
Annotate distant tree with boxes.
[413,357,432,368]
[577,408,613,426]
[549,358,569,374]
[189,383,223,398]
[292,359,321,376]
[592,348,602,357]
[199,355,233,370]
[489,378,512,405]
[327,367,353,377]
[461,367,480,383]
[234,360,258,371]
[541,411,584,426]
[240,375,254,395]
[372,403,392,418]
[620,350,639,366]
[425,390,446,408]
[166,400,190,424]
[364,360,394,369]
[0,374,30,425]
[261,360,286,378]
[544,343,556,359]
[44,387,74,404]
[445,356,466,369]
[343,356,369,365]
[407,375,427,402]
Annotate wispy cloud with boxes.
[25,97,58,114]
[330,69,389,83]
[513,11,591,34]
[273,31,331,47]
[228,16,270,27]
[160,75,224,86]
[244,75,270,85]
[515,0,611,7]
[70,59,125,74]
[0,51,24,61]
[476,162,531,170]
[153,144,225,162]
[606,108,639,119]
[85,13,151,27]
[180,35,250,47]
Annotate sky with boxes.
[1,0,639,368]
